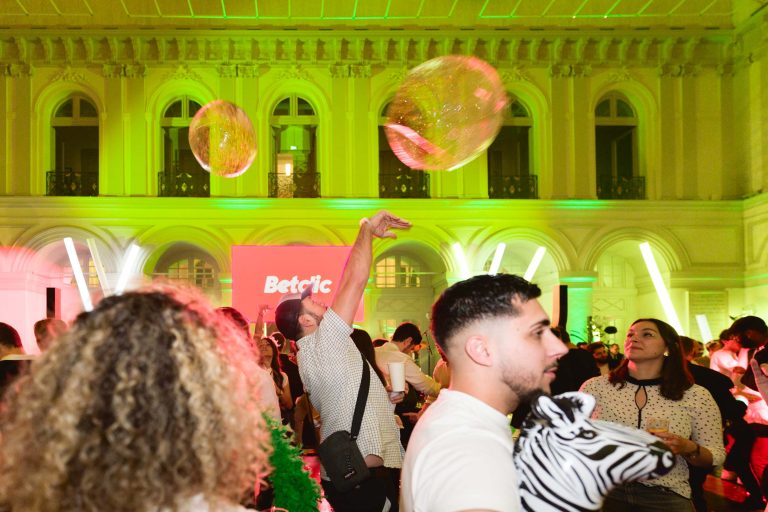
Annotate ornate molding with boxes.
[549,63,592,78]
[6,62,32,77]
[275,64,313,82]
[124,63,146,78]
[657,62,700,77]
[164,64,202,81]
[217,63,237,78]
[51,66,84,83]
[387,66,408,83]
[606,67,634,83]
[102,63,122,78]
[328,63,372,78]
[236,64,258,78]
[0,33,740,71]
[500,65,530,83]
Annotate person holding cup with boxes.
[375,322,442,447]
[581,318,726,511]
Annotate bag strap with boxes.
[350,351,370,440]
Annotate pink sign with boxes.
[231,245,364,323]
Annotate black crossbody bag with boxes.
[317,351,371,492]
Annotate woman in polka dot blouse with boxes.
[581,318,726,512]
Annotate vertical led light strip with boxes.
[488,243,506,275]
[523,246,547,281]
[451,243,471,279]
[696,314,713,342]
[114,244,141,295]
[639,242,684,334]
[63,237,94,312]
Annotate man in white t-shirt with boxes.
[401,274,567,512]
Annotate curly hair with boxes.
[0,286,272,511]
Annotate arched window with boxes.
[378,102,430,198]
[48,94,99,196]
[375,254,424,288]
[159,97,209,197]
[270,95,319,198]
[595,93,643,199]
[153,244,220,300]
[487,95,536,199]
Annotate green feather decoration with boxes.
[265,414,322,511]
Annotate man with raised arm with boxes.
[275,211,411,512]
[401,274,568,512]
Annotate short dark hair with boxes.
[0,322,21,349]
[586,342,606,354]
[430,274,541,353]
[392,322,421,345]
[729,316,768,336]
[274,287,313,342]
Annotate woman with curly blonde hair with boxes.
[0,287,273,512]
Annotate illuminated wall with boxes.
[0,12,767,351]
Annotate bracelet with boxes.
[683,443,701,458]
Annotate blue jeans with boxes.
[602,483,694,512]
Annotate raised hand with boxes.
[364,210,412,239]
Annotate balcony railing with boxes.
[46,170,99,196]
[379,171,430,198]
[597,176,645,199]
[488,174,538,199]
[157,169,210,197]
[268,172,321,198]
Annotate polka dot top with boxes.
[580,375,726,499]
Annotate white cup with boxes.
[388,361,406,392]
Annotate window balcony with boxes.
[597,176,645,200]
[46,170,99,196]
[379,171,430,199]
[268,172,321,198]
[157,169,210,197]
[488,174,538,199]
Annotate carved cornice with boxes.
[0,33,738,69]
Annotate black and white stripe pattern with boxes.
[513,392,676,511]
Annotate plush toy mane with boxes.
[513,392,675,511]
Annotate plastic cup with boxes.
[646,417,669,434]
[388,362,406,392]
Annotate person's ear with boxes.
[465,335,493,367]
[298,313,315,329]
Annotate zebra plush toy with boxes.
[513,392,676,511]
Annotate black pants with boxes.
[725,420,764,501]
[322,467,399,512]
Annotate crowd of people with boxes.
[0,210,767,512]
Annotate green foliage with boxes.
[265,414,322,512]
